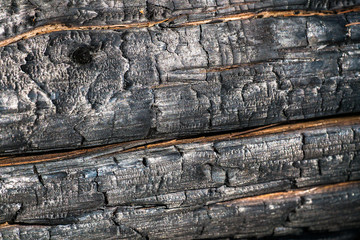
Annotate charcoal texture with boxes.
[0,182,359,239]
[1,1,360,153]
[1,1,360,239]
[1,122,360,238]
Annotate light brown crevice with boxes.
[346,22,360,27]
[201,59,315,73]
[161,58,316,75]
[0,19,170,48]
[0,138,161,167]
[0,115,359,167]
[1,6,360,48]
[121,115,360,153]
[0,223,14,229]
[177,7,360,27]
[204,62,272,73]
[217,180,360,207]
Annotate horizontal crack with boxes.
[175,7,360,27]
[1,6,360,48]
[0,19,170,48]
[212,181,360,206]
[120,114,360,154]
[171,58,314,74]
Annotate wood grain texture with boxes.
[1,1,360,154]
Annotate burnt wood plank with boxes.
[0,181,359,239]
[0,116,360,238]
[1,1,360,154]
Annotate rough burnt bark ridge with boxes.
[1,0,360,239]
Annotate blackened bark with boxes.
[1,1,360,239]
[1,117,360,239]
[1,1,360,154]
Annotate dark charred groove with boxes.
[8,203,23,225]
[33,165,45,187]
[259,229,360,240]
[3,221,71,227]
[0,138,166,165]
[142,157,149,167]
[128,226,149,240]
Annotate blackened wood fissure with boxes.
[1,116,360,239]
[1,1,360,154]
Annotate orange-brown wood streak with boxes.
[217,181,360,207]
[1,6,360,48]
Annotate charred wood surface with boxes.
[1,117,360,239]
[1,1,360,154]
[0,181,359,239]
[1,1,360,239]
